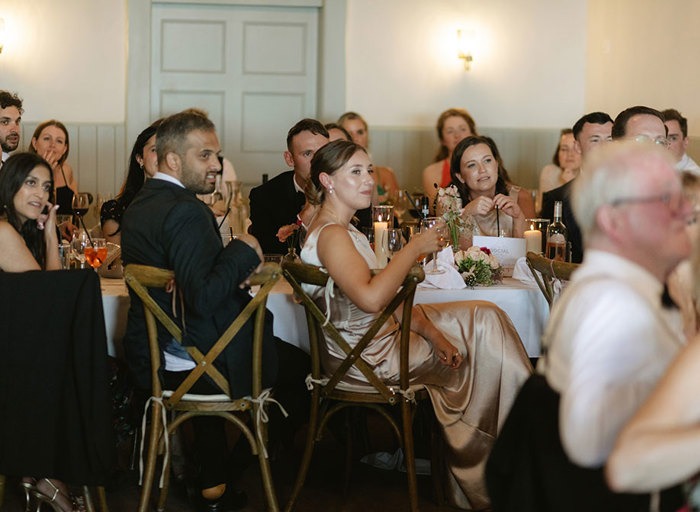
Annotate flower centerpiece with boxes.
[454,246,503,287]
[276,218,303,260]
[434,185,473,248]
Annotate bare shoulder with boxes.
[0,220,21,241]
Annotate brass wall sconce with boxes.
[457,29,473,70]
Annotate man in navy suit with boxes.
[248,118,329,254]
[122,112,308,510]
[541,112,613,263]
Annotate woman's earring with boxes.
[328,185,335,194]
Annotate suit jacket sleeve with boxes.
[163,200,260,314]
[248,180,295,254]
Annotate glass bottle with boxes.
[546,201,568,262]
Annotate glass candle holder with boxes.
[372,205,393,268]
[525,218,550,254]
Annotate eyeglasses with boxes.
[632,135,670,148]
[611,192,695,217]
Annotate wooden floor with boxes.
[2,415,465,512]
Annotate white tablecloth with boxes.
[101,276,549,359]
[269,278,549,357]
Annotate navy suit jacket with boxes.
[248,170,305,254]
[121,178,278,396]
[540,180,583,264]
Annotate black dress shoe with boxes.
[199,489,247,511]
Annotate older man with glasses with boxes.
[488,140,690,511]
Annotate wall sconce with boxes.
[457,29,474,70]
[0,18,5,54]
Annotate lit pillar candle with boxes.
[524,227,542,254]
[374,221,389,268]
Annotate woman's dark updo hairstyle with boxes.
[306,140,367,205]
[449,136,508,205]
[0,152,54,268]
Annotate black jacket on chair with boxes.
[121,178,278,396]
[541,180,584,263]
[0,269,114,485]
[248,170,305,255]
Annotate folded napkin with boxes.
[419,247,466,289]
[512,256,535,285]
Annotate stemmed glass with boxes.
[71,192,91,219]
[84,238,107,270]
[420,216,445,275]
[386,228,404,260]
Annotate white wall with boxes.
[586,0,700,137]
[345,0,587,129]
[0,0,126,124]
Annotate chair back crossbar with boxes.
[124,262,282,512]
[526,251,579,307]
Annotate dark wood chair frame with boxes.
[124,262,282,512]
[526,251,580,308]
[281,260,443,512]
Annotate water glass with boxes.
[419,217,445,275]
[386,228,404,259]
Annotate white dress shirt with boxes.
[538,250,685,468]
[676,153,700,175]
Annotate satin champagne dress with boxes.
[300,223,532,510]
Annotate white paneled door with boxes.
[151,3,318,185]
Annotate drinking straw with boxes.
[496,205,500,236]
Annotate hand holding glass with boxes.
[419,217,445,275]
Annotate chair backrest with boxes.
[124,262,281,406]
[281,260,424,404]
[526,251,579,307]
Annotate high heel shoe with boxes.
[20,478,85,512]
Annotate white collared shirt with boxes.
[538,250,685,468]
[153,171,185,188]
[293,174,304,194]
[675,153,700,175]
[1,151,8,163]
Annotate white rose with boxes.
[489,253,500,269]
[438,188,445,196]
[454,250,467,263]
[477,251,490,263]
[466,246,482,259]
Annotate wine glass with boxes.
[84,238,108,269]
[72,192,91,219]
[420,217,445,275]
[386,228,404,260]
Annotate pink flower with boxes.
[276,223,300,242]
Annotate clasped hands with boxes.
[463,194,521,219]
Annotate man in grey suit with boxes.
[122,112,307,510]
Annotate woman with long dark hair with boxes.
[100,119,162,245]
[0,152,60,271]
[449,135,526,238]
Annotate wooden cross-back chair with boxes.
[281,260,442,512]
[124,262,282,512]
[526,251,580,308]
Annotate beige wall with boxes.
[586,0,700,136]
[345,0,587,129]
[0,0,126,124]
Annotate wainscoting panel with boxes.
[20,122,128,207]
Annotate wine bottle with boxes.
[546,201,568,262]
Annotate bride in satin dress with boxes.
[300,139,532,510]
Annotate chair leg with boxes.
[342,409,353,497]
[97,486,110,512]
[138,402,163,512]
[401,400,420,512]
[83,486,95,512]
[429,408,445,505]
[284,391,320,512]
[0,474,5,509]
[156,439,172,512]
[254,411,280,512]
